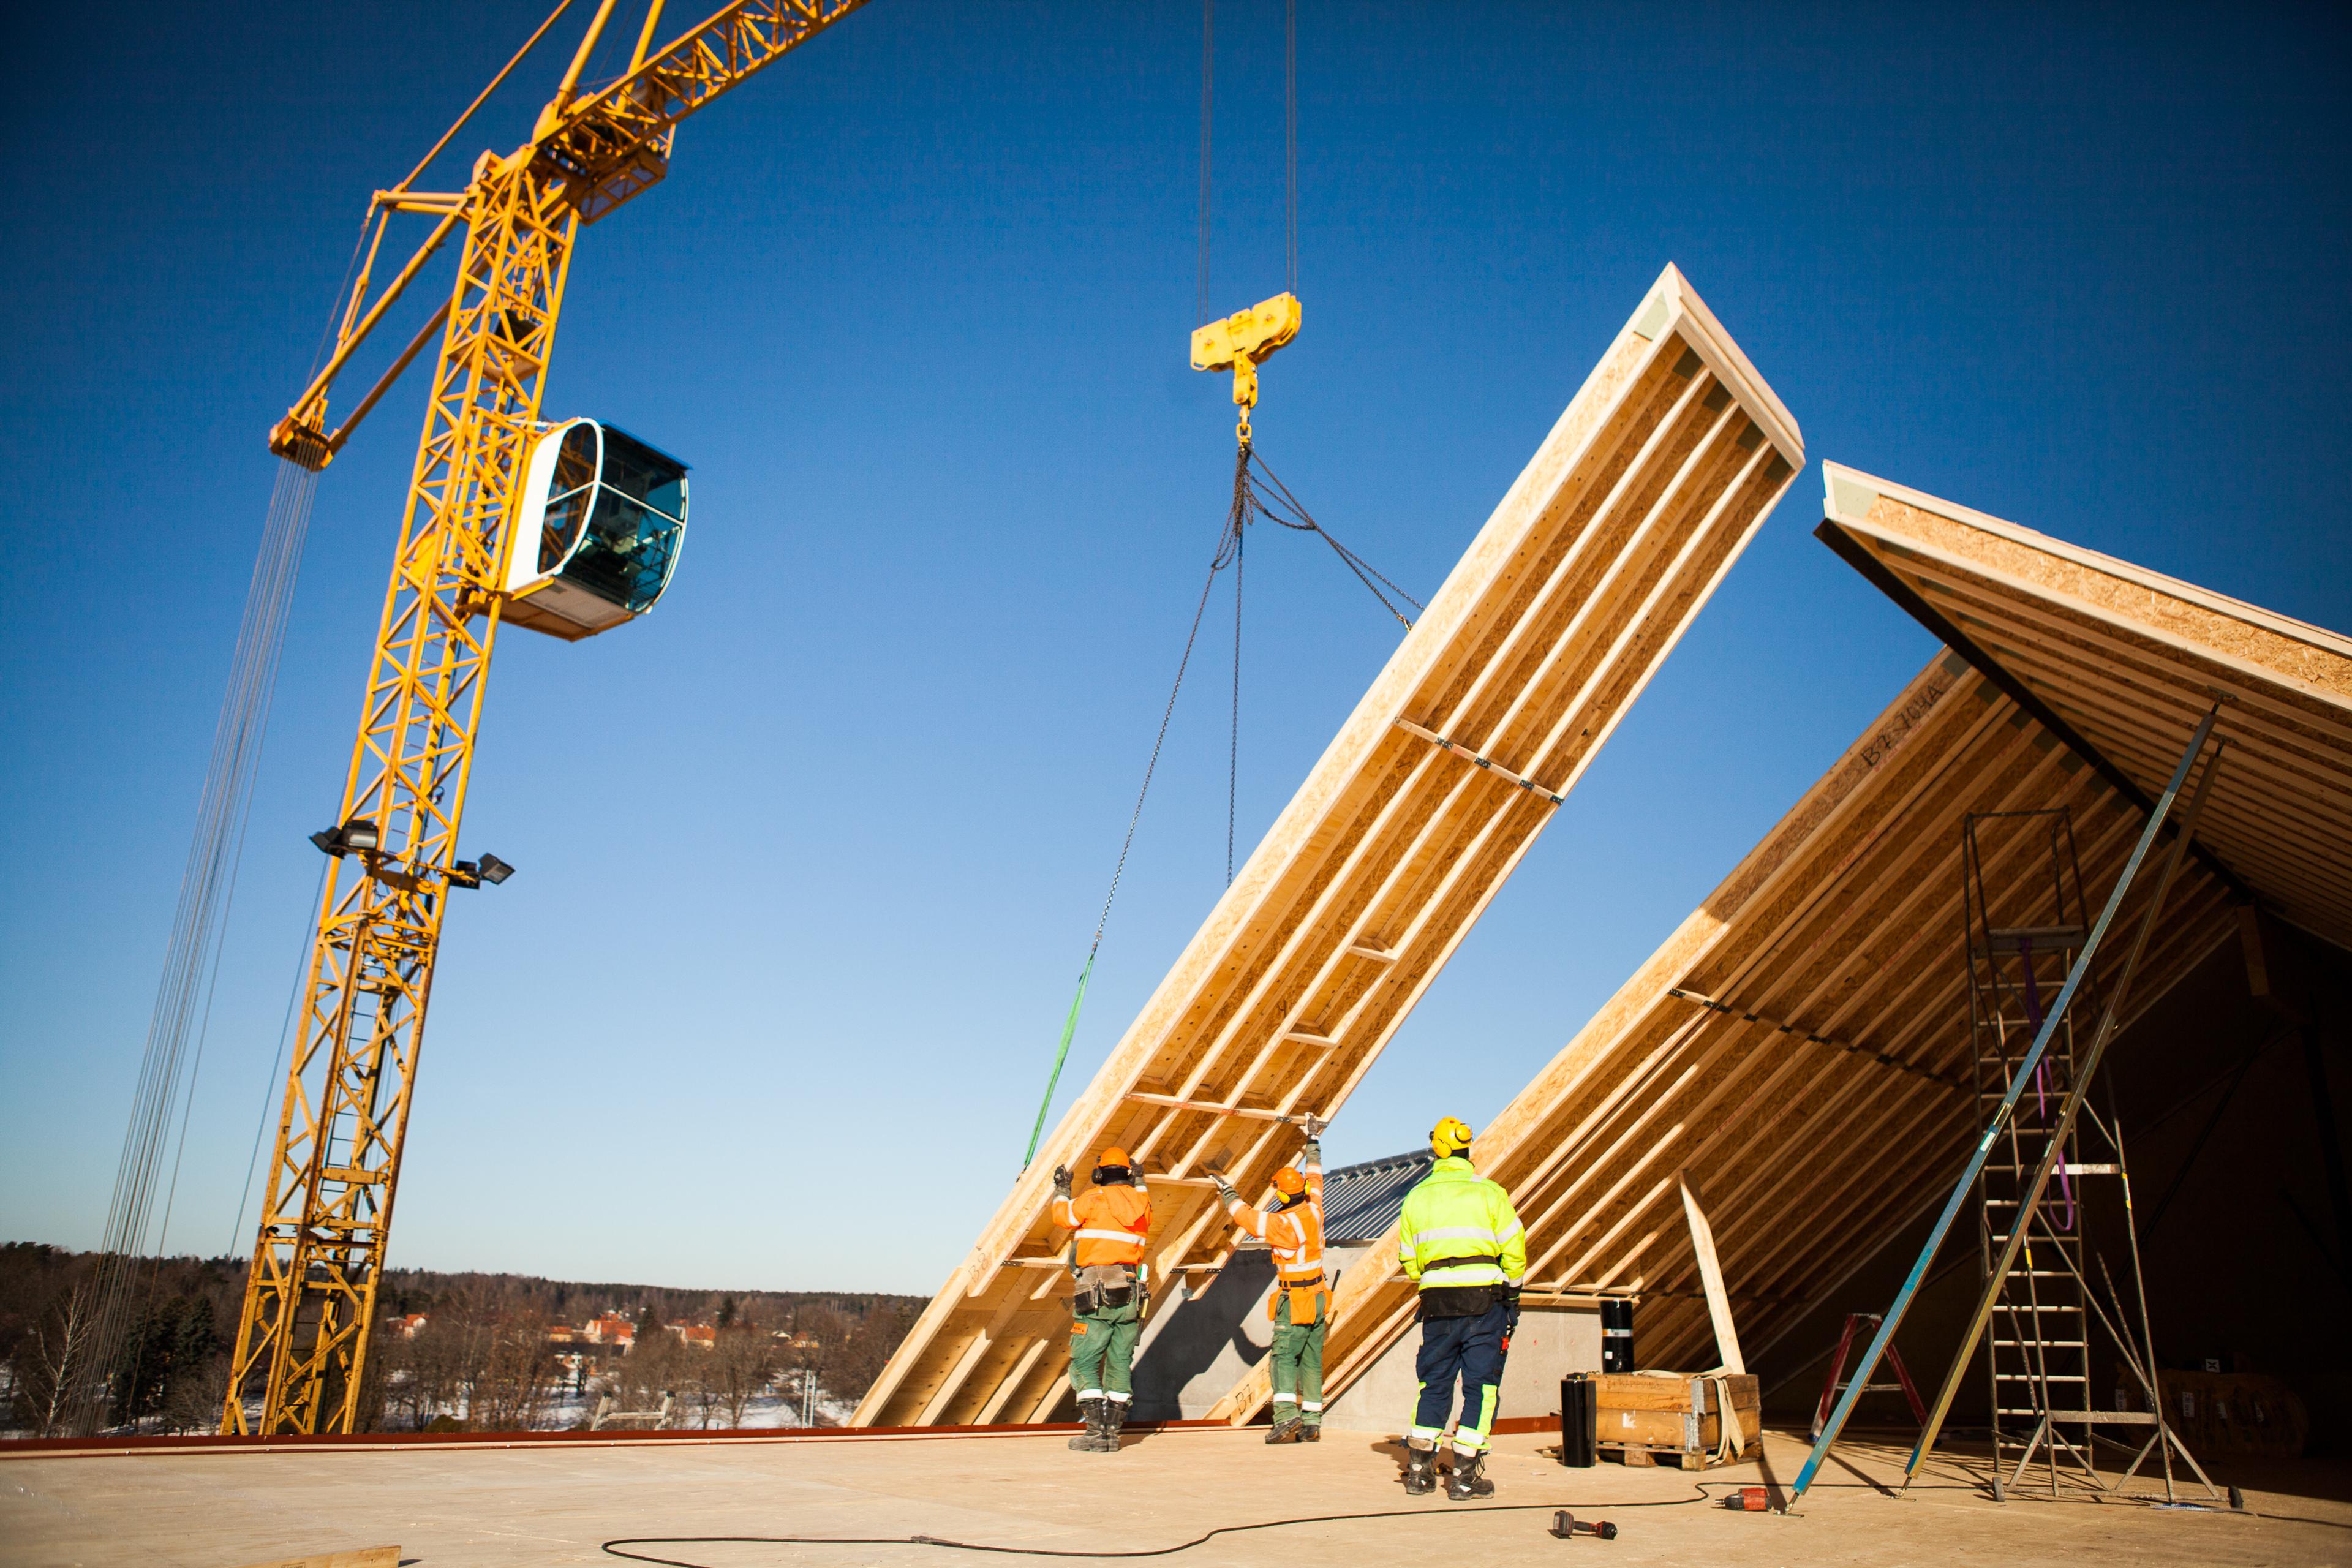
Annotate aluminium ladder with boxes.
[1959,809,2210,1501]
[1962,809,2098,1493]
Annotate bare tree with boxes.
[598,1320,687,1425]
[709,1322,777,1428]
[12,1284,100,1438]
[466,1307,556,1431]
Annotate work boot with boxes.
[1403,1442,1438,1495]
[1302,1422,1321,1443]
[1068,1399,1107,1452]
[1265,1416,1304,1444]
[1446,1450,1496,1501]
[1100,1401,1128,1452]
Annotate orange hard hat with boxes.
[1098,1146,1133,1169]
[1272,1166,1307,1196]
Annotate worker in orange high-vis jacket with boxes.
[1213,1126,1327,1443]
[1050,1146,1152,1453]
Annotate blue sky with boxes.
[1,2,2344,1296]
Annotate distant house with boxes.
[772,1330,821,1351]
[670,1323,717,1351]
[582,1314,638,1348]
[546,1325,578,1344]
[388,1314,429,1340]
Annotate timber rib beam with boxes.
[1664,988,1967,1091]
[1396,719,1567,804]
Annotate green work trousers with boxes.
[1069,1301,1144,1408]
[1270,1291,1327,1426]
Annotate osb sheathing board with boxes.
[1211,654,2237,1422]
[1819,464,2352,953]
[854,265,1804,1428]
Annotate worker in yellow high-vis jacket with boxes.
[1396,1116,1526,1500]
[1050,1146,1151,1453]
[1212,1128,1327,1443]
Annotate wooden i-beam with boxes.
[854,266,1806,1428]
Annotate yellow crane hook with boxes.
[1190,292,1301,447]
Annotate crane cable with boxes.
[1021,1,1414,1169]
[1196,0,1300,316]
[68,445,323,1435]
[1018,449,1418,1170]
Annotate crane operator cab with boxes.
[500,418,689,639]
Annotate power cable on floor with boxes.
[603,1484,1729,1564]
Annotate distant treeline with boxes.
[0,1241,924,1438]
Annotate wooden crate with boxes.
[1594,1373,1760,1470]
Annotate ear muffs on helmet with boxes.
[1273,1166,1307,1196]
[1430,1117,1474,1160]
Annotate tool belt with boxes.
[1271,1273,1328,1325]
[1072,1262,1139,1315]
[1414,1255,1507,1320]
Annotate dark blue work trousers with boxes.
[1411,1301,1509,1452]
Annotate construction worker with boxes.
[1210,1126,1327,1444]
[1050,1146,1151,1453]
[1397,1116,1526,1500]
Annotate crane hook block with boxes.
[1191,293,1302,421]
[500,418,690,641]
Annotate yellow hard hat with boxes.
[1430,1117,1474,1160]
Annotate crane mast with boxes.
[222,0,869,1436]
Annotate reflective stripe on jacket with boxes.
[1052,1183,1150,1268]
[1224,1159,1325,1283]
[1398,1156,1526,1290]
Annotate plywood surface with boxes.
[856,265,1804,1428]
[1820,464,2352,952]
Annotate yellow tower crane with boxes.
[221,0,872,1437]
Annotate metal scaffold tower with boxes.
[1795,713,2229,1509]
[1949,804,2218,1500]
[1960,810,2102,1492]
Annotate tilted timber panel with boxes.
[1820,463,2352,951]
[856,265,1804,1429]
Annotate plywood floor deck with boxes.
[6,1428,2346,1567]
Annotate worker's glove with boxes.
[1498,1283,1522,1310]
[1212,1175,1239,1206]
[1129,1164,1149,1190]
[1300,1138,1322,1166]
[1052,1165,1072,1198]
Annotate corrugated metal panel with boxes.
[1320,1151,1430,1243]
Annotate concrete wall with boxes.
[1319,1303,1600,1434]
[1126,1251,1280,1421]
[1125,1238,1602,1430]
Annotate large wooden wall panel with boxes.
[855,265,1804,1428]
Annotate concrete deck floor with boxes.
[4,1425,2348,1567]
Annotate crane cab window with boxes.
[505,419,690,639]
